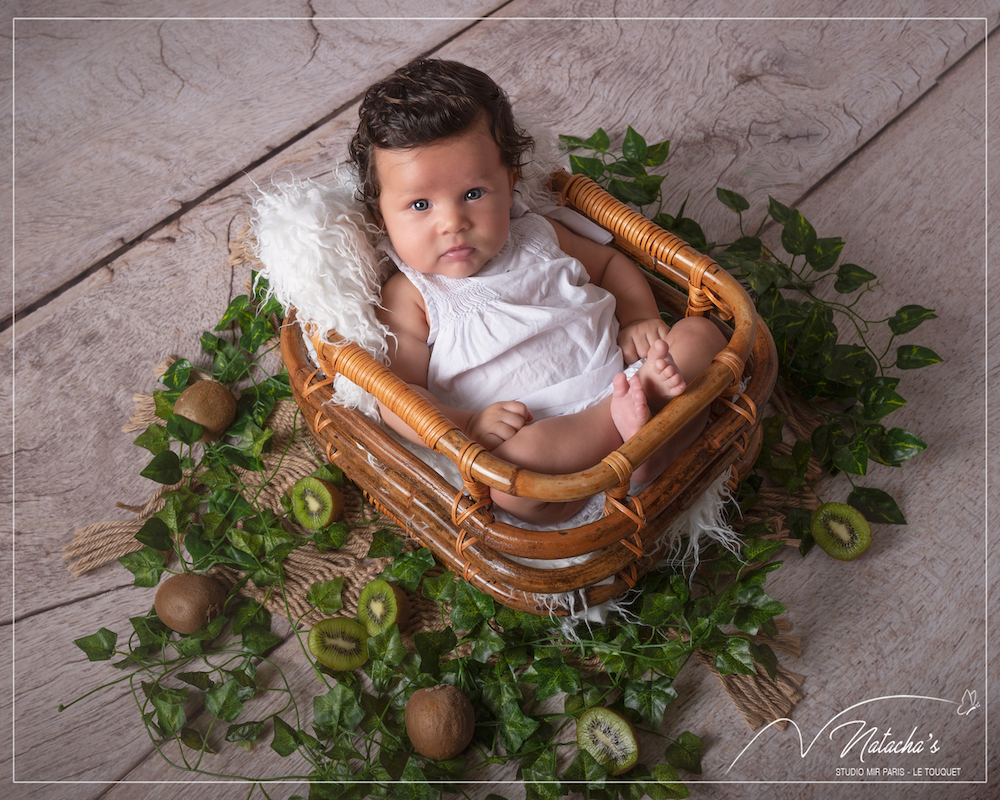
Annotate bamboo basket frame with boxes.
[280,170,777,615]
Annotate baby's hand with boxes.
[467,401,533,450]
[618,318,671,363]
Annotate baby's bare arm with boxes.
[546,217,666,360]
[376,272,530,448]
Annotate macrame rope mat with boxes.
[64,358,813,730]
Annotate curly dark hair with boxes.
[348,58,534,216]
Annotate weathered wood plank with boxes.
[658,38,991,795]
[4,10,995,800]
[10,3,502,318]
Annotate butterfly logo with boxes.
[956,689,980,716]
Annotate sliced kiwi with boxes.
[291,476,344,530]
[810,502,872,560]
[357,579,411,636]
[576,706,640,775]
[308,617,369,671]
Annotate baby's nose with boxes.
[439,203,471,233]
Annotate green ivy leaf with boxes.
[271,715,299,756]
[717,187,750,213]
[878,428,928,465]
[895,345,943,370]
[847,486,906,524]
[714,636,756,675]
[834,262,877,293]
[379,547,435,591]
[118,547,166,587]
[644,139,670,166]
[647,762,691,798]
[732,585,787,635]
[524,656,582,702]
[133,423,171,455]
[584,128,611,151]
[240,623,283,657]
[888,305,938,335]
[313,683,365,739]
[624,675,677,728]
[205,679,245,722]
[833,439,869,476]
[413,627,458,675]
[664,730,704,775]
[767,196,793,225]
[225,720,265,744]
[134,516,173,552]
[307,577,345,616]
[609,178,659,207]
[367,528,404,559]
[860,384,906,421]
[151,693,187,734]
[569,154,605,180]
[422,570,457,605]
[179,726,214,753]
[73,628,118,662]
[140,449,182,485]
[314,522,349,552]
[166,413,204,445]
[449,580,495,630]
[622,126,648,163]
[395,759,438,800]
[805,236,844,272]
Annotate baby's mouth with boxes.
[441,245,475,261]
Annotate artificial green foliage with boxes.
[64,128,938,798]
[562,127,939,551]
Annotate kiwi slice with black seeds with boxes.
[357,578,411,636]
[291,476,344,530]
[810,502,872,560]
[576,706,640,775]
[307,617,369,671]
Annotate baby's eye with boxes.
[410,199,430,211]
[465,188,484,201]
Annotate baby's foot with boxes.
[638,339,686,409]
[610,372,650,443]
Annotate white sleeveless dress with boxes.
[385,211,626,421]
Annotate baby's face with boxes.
[374,120,516,279]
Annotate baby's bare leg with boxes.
[490,397,621,525]
[614,316,729,484]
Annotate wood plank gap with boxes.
[4,3,516,335]
[762,20,995,231]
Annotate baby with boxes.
[349,59,727,524]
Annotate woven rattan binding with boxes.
[281,170,777,615]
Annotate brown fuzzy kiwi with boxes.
[357,579,411,636]
[576,706,640,775]
[172,380,237,441]
[154,572,227,634]
[405,684,476,760]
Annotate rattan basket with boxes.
[281,170,777,615]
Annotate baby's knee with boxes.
[665,316,728,375]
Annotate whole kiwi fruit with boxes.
[290,476,344,530]
[576,706,640,775]
[810,502,872,560]
[308,617,369,671]
[357,578,411,636]
[154,572,227,634]
[405,684,476,760]
[172,380,237,441]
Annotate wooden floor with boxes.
[4,3,997,798]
